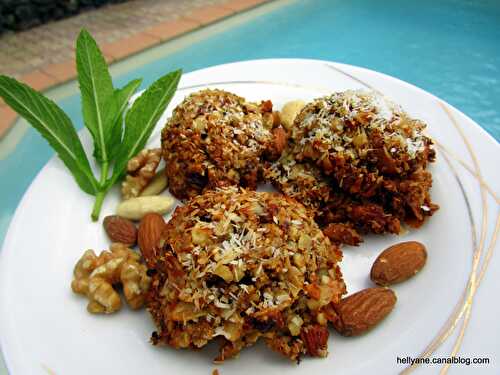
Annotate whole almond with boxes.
[300,324,329,357]
[371,241,427,286]
[332,287,396,336]
[138,213,166,267]
[272,126,287,156]
[103,215,137,246]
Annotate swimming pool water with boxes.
[1,0,499,243]
[116,0,500,139]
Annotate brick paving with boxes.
[0,0,227,77]
[0,0,273,138]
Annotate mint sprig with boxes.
[0,29,182,221]
[91,70,181,219]
[109,69,181,188]
[0,76,99,195]
[76,29,115,165]
[106,79,142,161]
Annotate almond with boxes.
[332,287,396,336]
[272,126,287,156]
[370,241,427,286]
[103,215,137,246]
[138,213,166,268]
[300,324,329,357]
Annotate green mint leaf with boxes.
[105,78,142,161]
[106,69,182,188]
[0,75,99,195]
[76,28,115,164]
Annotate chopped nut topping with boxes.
[146,187,346,362]
[161,89,284,200]
[264,90,438,241]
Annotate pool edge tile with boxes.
[223,0,272,12]
[143,19,202,42]
[18,70,58,91]
[184,4,236,25]
[101,33,162,61]
[42,60,77,85]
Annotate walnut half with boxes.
[71,243,151,314]
[121,148,162,200]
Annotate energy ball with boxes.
[266,91,438,243]
[145,187,346,362]
[161,89,285,200]
[290,90,436,196]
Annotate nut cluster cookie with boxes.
[161,89,283,200]
[265,90,438,243]
[145,187,346,362]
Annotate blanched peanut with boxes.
[279,100,306,129]
[116,195,174,220]
[140,169,168,196]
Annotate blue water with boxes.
[1,0,499,241]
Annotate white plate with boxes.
[1,59,499,375]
